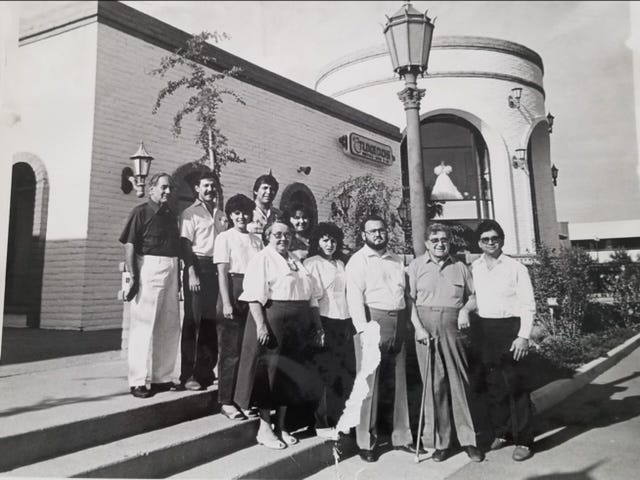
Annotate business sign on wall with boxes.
[339,133,395,166]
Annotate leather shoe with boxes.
[150,382,176,393]
[465,445,484,462]
[358,449,377,463]
[130,386,153,398]
[431,448,451,462]
[512,445,533,461]
[490,437,508,450]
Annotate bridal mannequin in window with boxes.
[431,162,464,201]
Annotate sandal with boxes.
[279,431,299,446]
[256,431,287,450]
[221,405,247,421]
[242,407,259,418]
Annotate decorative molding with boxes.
[397,86,425,110]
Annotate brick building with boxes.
[2,1,402,332]
[1,2,560,339]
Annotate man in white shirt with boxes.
[345,215,413,463]
[246,173,281,234]
[471,219,536,462]
[179,171,226,391]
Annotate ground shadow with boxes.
[533,371,640,453]
[0,391,130,418]
[523,460,608,480]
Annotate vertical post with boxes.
[398,71,427,256]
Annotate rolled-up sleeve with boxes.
[180,210,195,241]
[239,254,270,306]
[213,233,229,264]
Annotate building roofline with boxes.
[19,1,402,142]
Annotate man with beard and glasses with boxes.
[344,215,413,463]
[178,171,227,391]
[119,173,180,398]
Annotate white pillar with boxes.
[626,1,640,185]
[0,2,22,359]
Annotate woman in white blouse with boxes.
[213,194,263,421]
[239,218,324,449]
[303,222,354,439]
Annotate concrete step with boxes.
[4,414,260,478]
[172,432,358,480]
[0,354,218,472]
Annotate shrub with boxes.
[602,253,640,327]
[529,245,595,338]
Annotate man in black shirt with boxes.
[119,172,181,398]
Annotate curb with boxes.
[531,331,640,414]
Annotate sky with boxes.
[16,1,640,225]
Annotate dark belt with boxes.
[229,273,245,278]
[195,255,213,261]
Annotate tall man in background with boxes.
[247,173,280,234]
[179,171,226,391]
[119,173,181,398]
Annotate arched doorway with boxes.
[279,183,318,229]
[4,163,39,327]
[402,114,493,253]
[171,163,222,217]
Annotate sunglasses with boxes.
[480,236,501,244]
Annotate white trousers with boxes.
[128,255,180,387]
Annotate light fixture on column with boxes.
[512,148,527,170]
[508,87,523,109]
[551,163,559,186]
[547,112,555,133]
[383,1,435,256]
[121,142,154,197]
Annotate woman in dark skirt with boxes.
[238,218,324,449]
[213,194,263,421]
[303,222,354,440]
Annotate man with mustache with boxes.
[178,171,227,391]
[345,214,413,463]
[119,173,181,398]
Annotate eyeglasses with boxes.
[428,238,449,245]
[271,232,292,240]
[480,236,501,244]
[365,229,387,236]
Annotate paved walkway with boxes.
[307,343,640,480]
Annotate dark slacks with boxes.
[216,274,248,404]
[313,317,356,428]
[476,316,535,446]
[181,256,218,386]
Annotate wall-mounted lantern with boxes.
[121,142,153,197]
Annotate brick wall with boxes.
[84,23,402,330]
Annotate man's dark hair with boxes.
[252,174,279,197]
[193,170,218,186]
[476,219,505,242]
[425,222,451,240]
[360,214,387,232]
[308,222,344,258]
[224,193,255,223]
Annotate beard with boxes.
[365,237,388,251]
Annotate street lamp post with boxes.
[383,2,434,256]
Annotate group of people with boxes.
[118,169,537,465]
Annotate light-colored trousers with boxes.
[355,308,412,450]
[128,255,180,387]
[415,306,477,449]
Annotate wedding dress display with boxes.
[431,162,463,200]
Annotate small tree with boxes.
[150,31,245,180]
[324,174,404,252]
[603,249,640,327]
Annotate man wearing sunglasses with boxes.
[471,219,536,462]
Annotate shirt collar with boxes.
[147,199,161,213]
[424,253,454,267]
[363,244,394,259]
[192,198,217,213]
[479,252,504,265]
